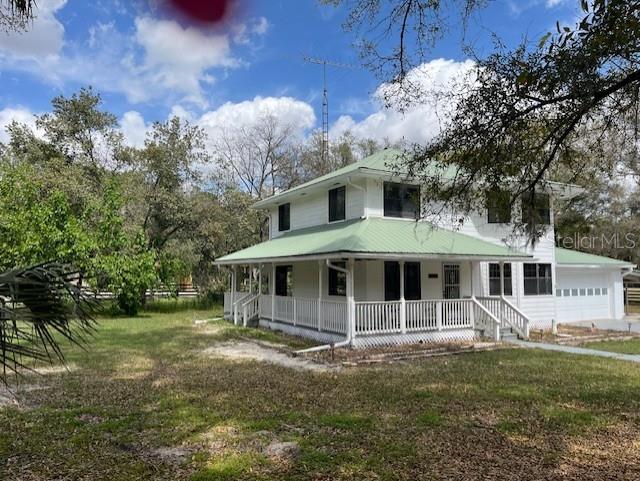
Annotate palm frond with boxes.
[0,263,98,383]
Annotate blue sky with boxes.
[0,0,579,147]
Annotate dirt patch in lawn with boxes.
[0,383,49,410]
[201,341,338,372]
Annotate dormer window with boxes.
[278,203,290,232]
[328,186,346,222]
[384,182,420,219]
[487,190,512,224]
[521,191,550,225]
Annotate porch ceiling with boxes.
[215,217,532,265]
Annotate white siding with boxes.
[290,260,362,302]
[261,174,623,329]
[269,180,365,239]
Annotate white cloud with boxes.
[0,0,66,59]
[119,111,149,148]
[0,9,269,106]
[118,96,314,151]
[134,17,237,104]
[330,59,476,144]
[169,104,195,122]
[545,0,567,7]
[198,96,316,140]
[0,107,40,143]
[232,16,270,45]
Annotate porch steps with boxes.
[500,326,520,341]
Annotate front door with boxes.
[384,261,422,301]
[443,264,460,299]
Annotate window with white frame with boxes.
[328,186,346,222]
[523,263,552,295]
[489,263,512,296]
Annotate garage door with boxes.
[556,269,611,322]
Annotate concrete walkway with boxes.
[508,339,640,363]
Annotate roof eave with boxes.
[251,169,364,209]
[557,262,635,269]
[251,167,412,209]
[215,251,534,265]
[544,181,585,200]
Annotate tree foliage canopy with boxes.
[329,0,640,244]
[0,0,35,31]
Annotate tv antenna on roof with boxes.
[303,55,355,164]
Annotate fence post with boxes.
[436,301,443,331]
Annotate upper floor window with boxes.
[328,261,346,296]
[489,263,512,296]
[278,203,290,232]
[487,190,512,224]
[523,263,552,296]
[384,182,420,219]
[328,186,346,222]
[521,191,550,225]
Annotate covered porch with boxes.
[222,257,531,347]
[216,217,532,347]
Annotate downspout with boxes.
[347,176,368,219]
[295,259,354,354]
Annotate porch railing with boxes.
[476,296,530,339]
[225,292,512,340]
[356,299,475,335]
[224,290,252,322]
[259,295,348,335]
[240,294,260,326]
[355,301,401,334]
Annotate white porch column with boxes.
[399,260,406,334]
[347,258,356,342]
[231,266,237,324]
[318,260,323,331]
[271,263,276,322]
[469,261,475,328]
[258,264,262,294]
[249,264,254,294]
[499,261,505,324]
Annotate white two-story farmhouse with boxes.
[217,149,634,347]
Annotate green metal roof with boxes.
[216,217,531,264]
[555,247,634,267]
[253,149,413,208]
[253,148,583,208]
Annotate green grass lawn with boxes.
[2,307,640,480]
[582,338,640,355]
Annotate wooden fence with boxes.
[625,287,640,305]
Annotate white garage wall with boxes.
[555,267,624,322]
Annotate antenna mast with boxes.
[303,56,353,165]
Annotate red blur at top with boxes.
[167,0,235,24]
